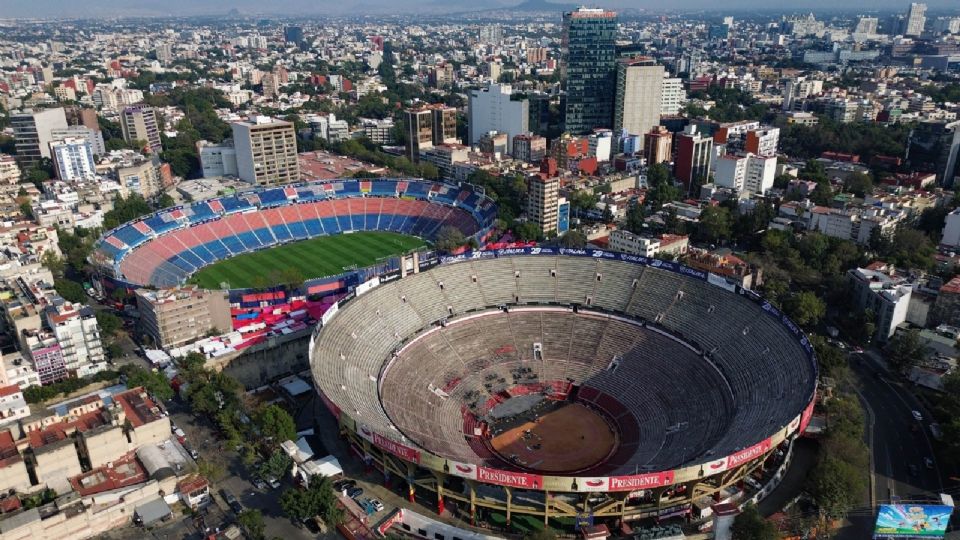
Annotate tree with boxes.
[54,278,87,303]
[238,509,266,540]
[843,172,873,198]
[784,291,825,327]
[255,404,297,443]
[19,201,33,220]
[524,529,558,540]
[809,454,865,518]
[41,251,65,279]
[886,329,924,373]
[258,449,293,479]
[435,225,467,252]
[696,206,731,244]
[96,311,123,337]
[157,193,175,208]
[624,200,645,234]
[515,222,542,242]
[731,504,780,540]
[121,365,174,401]
[559,230,587,248]
[279,476,343,525]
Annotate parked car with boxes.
[334,480,355,492]
[221,490,243,514]
[266,476,280,489]
[912,410,923,421]
[370,499,384,512]
[347,487,364,499]
[925,457,934,469]
[252,478,267,490]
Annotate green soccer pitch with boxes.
[187,231,427,290]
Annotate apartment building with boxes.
[232,117,300,185]
[135,287,231,349]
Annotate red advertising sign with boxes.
[373,433,421,464]
[725,438,772,469]
[608,471,675,492]
[476,467,543,489]
[799,396,816,433]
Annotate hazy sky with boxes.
[2,0,958,18]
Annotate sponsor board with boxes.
[704,457,729,475]
[320,302,339,325]
[874,505,953,538]
[373,433,421,464]
[799,397,816,433]
[355,277,380,296]
[608,471,675,492]
[576,477,610,492]
[725,438,772,469]
[446,460,478,480]
[476,467,543,489]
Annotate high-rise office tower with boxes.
[613,57,664,150]
[527,175,560,235]
[562,7,618,134]
[120,105,162,153]
[907,120,960,187]
[468,84,529,153]
[284,26,304,46]
[674,125,714,194]
[11,108,68,166]
[49,137,96,181]
[905,3,927,36]
[232,116,300,185]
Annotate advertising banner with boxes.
[476,467,544,489]
[373,433,422,464]
[874,505,953,538]
[725,438,772,469]
[608,471,675,492]
[446,460,479,480]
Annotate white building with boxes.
[198,140,239,178]
[50,137,96,181]
[848,265,913,341]
[51,125,107,156]
[809,206,901,245]
[468,84,529,153]
[588,130,613,162]
[660,77,686,116]
[308,113,350,143]
[713,153,776,195]
[359,118,396,145]
[42,303,107,378]
[609,229,660,257]
[232,117,299,185]
[0,385,30,427]
[941,207,960,248]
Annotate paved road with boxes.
[851,353,942,503]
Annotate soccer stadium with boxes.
[310,248,819,530]
[91,178,497,291]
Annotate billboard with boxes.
[874,505,954,538]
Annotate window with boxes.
[434,534,444,540]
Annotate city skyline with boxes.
[3,0,960,18]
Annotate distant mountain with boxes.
[511,0,578,12]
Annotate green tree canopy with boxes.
[731,504,781,540]
[255,404,297,443]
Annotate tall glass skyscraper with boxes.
[562,8,618,135]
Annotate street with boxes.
[851,352,942,504]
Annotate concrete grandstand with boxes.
[309,248,819,525]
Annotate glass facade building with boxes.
[562,8,618,135]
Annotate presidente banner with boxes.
[608,471,676,492]
[477,467,544,489]
[725,438,773,469]
[874,505,954,538]
[373,433,422,464]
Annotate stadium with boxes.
[309,249,819,530]
[90,178,497,291]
